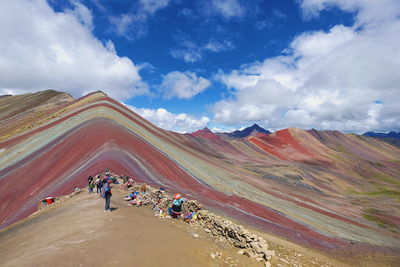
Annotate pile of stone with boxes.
[197,210,275,264]
[127,183,202,214]
[38,187,83,210]
[124,182,274,265]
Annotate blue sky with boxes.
[1,0,399,133]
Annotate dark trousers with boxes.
[96,186,101,193]
[105,194,111,210]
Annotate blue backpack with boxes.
[101,184,109,198]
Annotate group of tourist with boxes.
[87,171,114,212]
[121,175,187,218]
[88,169,187,217]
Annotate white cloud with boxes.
[160,71,211,99]
[205,40,235,52]
[210,126,237,133]
[171,36,235,62]
[213,1,400,132]
[0,0,148,101]
[139,0,170,15]
[300,0,400,26]
[210,0,245,19]
[109,13,148,40]
[170,48,202,63]
[67,0,94,31]
[126,105,210,133]
[170,34,203,62]
[109,0,171,39]
[215,69,260,90]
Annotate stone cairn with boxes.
[126,180,275,265]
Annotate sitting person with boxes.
[129,196,143,206]
[124,191,138,201]
[168,193,186,219]
[126,180,133,190]
[140,185,147,194]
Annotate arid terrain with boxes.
[3,185,394,267]
[1,91,399,266]
[0,187,263,267]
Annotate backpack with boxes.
[103,184,112,196]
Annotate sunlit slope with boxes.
[0,91,399,254]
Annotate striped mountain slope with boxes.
[1,90,399,256]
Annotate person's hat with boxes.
[173,193,181,200]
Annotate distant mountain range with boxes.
[190,127,220,140]
[191,123,271,139]
[226,123,271,138]
[363,131,400,138]
[363,131,400,147]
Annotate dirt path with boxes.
[0,187,262,267]
[1,186,398,267]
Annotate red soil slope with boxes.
[1,91,400,257]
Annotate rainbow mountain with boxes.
[1,90,399,256]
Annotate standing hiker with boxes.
[88,176,94,194]
[102,180,112,212]
[88,181,95,194]
[95,176,101,194]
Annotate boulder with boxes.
[263,250,275,261]
[250,241,262,254]
[242,249,256,258]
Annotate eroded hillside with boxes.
[1,90,399,257]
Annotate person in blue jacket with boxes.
[169,193,186,218]
[102,180,112,212]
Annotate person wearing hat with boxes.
[168,193,186,218]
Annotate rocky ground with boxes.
[0,178,398,267]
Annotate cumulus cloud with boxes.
[160,71,211,99]
[300,0,400,26]
[126,105,210,133]
[0,0,148,100]
[66,0,94,31]
[213,0,400,132]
